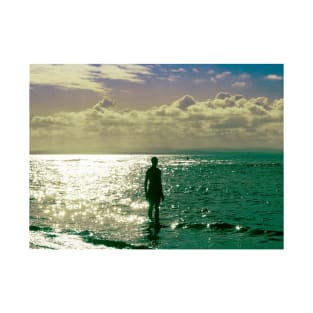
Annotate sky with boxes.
[30,64,283,153]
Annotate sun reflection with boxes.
[235,225,244,231]
[170,221,179,230]
[126,215,147,224]
[130,201,147,210]
[30,154,152,246]
[58,211,65,217]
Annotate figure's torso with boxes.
[146,167,162,195]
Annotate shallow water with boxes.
[29,152,283,249]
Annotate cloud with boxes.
[93,97,116,111]
[239,73,251,80]
[215,71,231,80]
[232,81,247,88]
[234,94,244,100]
[173,95,196,110]
[231,73,251,89]
[30,64,109,93]
[207,70,215,75]
[158,74,181,82]
[265,74,283,80]
[96,64,153,83]
[30,64,153,94]
[30,93,283,153]
[215,92,231,99]
[192,68,199,73]
[171,68,186,73]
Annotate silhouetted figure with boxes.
[144,157,164,228]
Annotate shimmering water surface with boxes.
[29,153,283,249]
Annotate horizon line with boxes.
[30,148,283,155]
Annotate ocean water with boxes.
[29,152,283,249]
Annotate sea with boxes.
[29,152,283,249]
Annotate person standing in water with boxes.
[144,157,164,225]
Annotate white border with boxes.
[2,1,312,312]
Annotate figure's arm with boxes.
[144,171,148,199]
[160,172,165,201]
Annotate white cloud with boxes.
[232,81,247,88]
[207,70,215,75]
[30,93,283,153]
[215,71,231,79]
[30,64,109,93]
[97,64,153,82]
[265,74,283,80]
[30,64,153,94]
[192,68,199,73]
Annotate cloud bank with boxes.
[30,93,283,153]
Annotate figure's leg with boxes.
[148,201,154,221]
[154,199,160,225]
[154,206,159,225]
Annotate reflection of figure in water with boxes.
[144,157,164,231]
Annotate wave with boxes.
[30,215,49,221]
[29,226,149,249]
[169,221,283,237]
[249,229,283,236]
[75,229,149,249]
[82,236,148,249]
[30,225,54,232]
[245,162,282,167]
[29,220,283,249]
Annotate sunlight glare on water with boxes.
[30,155,151,248]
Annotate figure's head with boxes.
[151,157,158,167]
